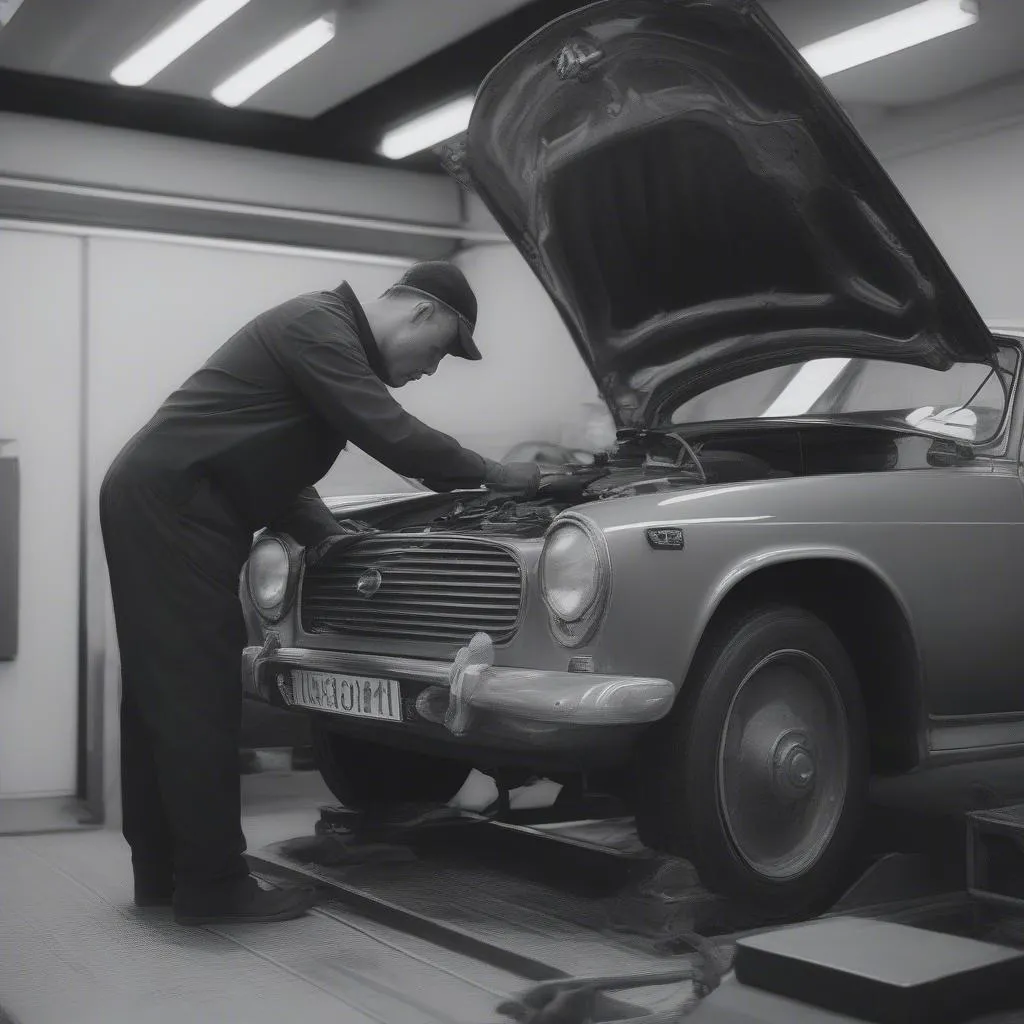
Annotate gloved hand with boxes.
[305,519,377,568]
[536,467,609,500]
[483,460,541,498]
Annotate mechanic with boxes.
[98,261,540,926]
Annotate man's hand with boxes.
[483,460,541,498]
[305,519,377,568]
[535,466,609,500]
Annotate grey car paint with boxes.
[578,432,1024,722]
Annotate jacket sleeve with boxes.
[280,305,495,489]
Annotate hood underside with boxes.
[457,0,997,427]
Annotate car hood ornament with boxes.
[356,569,383,598]
[458,0,997,427]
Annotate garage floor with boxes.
[7,761,1024,1024]
[0,772,527,1024]
[0,771,713,1024]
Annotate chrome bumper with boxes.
[241,632,675,735]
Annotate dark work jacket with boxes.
[113,282,491,542]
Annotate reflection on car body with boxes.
[237,0,1024,916]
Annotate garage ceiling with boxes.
[1,0,1023,173]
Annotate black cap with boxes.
[388,261,481,361]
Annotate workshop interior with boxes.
[6,0,1024,1020]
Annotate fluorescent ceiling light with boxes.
[763,359,851,418]
[212,15,335,107]
[800,0,978,79]
[111,0,251,87]
[378,95,476,161]
[0,0,27,28]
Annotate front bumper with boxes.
[241,632,675,750]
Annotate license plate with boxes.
[291,670,402,722]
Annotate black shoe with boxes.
[133,862,175,907]
[134,884,175,907]
[173,875,317,926]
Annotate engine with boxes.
[360,429,790,538]
[332,422,916,539]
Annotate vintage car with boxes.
[239,0,1024,916]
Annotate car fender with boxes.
[687,542,925,731]
[581,482,927,717]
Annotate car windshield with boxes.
[670,350,1018,444]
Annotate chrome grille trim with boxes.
[299,534,525,645]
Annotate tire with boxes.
[311,721,471,810]
[635,604,869,919]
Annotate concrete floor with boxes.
[7,757,1024,1024]
[0,771,532,1024]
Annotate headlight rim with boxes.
[539,521,602,623]
[539,513,612,648]
[246,534,299,624]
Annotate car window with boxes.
[671,351,1017,443]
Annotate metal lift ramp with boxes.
[238,781,1016,1024]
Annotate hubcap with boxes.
[772,733,816,800]
[717,651,849,881]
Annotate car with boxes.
[239,0,1024,917]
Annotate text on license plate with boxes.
[291,671,402,722]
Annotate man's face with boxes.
[385,300,459,387]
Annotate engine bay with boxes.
[356,422,936,538]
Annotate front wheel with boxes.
[311,721,470,810]
[635,605,869,918]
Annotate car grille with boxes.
[300,535,524,645]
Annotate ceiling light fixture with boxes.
[378,95,476,161]
[111,0,251,87]
[212,14,336,107]
[0,0,27,29]
[799,0,979,79]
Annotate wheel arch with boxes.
[685,550,926,774]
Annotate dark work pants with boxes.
[99,448,253,892]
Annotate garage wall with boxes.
[450,242,604,452]
[883,122,1024,321]
[0,228,82,798]
[850,72,1024,322]
[85,235,421,501]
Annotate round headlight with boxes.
[540,522,601,622]
[247,538,290,612]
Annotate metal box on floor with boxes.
[967,803,1024,909]
[733,916,1024,1024]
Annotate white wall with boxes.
[0,228,82,798]
[883,122,1024,322]
[85,235,420,501]
[849,72,1024,324]
[447,242,603,452]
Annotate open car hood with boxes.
[454,0,997,427]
